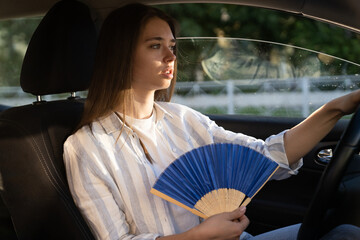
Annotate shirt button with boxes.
[172,148,177,153]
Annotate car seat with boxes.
[0,0,97,239]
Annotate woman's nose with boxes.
[164,49,176,62]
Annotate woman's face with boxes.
[132,17,176,95]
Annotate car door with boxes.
[158,3,360,234]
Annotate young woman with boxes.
[63,3,360,240]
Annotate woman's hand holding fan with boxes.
[188,206,249,240]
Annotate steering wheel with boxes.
[297,105,360,240]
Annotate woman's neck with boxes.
[130,90,155,119]
[132,101,153,119]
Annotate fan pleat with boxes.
[154,169,197,207]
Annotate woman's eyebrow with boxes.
[145,37,176,43]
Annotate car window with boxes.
[0,17,41,106]
[1,4,360,119]
[157,4,360,118]
[174,38,360,117]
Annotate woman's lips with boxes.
[161,68,173,79]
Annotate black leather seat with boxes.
[0,0,97,239]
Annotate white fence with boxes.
[172,75,359,116]
[1,75,359,117]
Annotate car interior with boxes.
[0,1,97,239]
[0,0,359,239]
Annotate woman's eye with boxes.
[150,44,160,49]
[169,45,176,52]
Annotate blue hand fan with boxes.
[150,143,279,219]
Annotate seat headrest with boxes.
[20,0,97,96]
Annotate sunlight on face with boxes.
[132,17,176,96]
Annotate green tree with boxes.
[157,4,360,64]
[0,18,41,86]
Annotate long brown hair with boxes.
[78,3,177,129]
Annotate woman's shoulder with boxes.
[156,101,202,116]
[64,124,91,148]
[156,101,189,110]
[155,102,212,127]
[64,117,106,147]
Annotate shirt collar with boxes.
[154,101,173,122]
[97,112,126,135]
[98,102,173,135]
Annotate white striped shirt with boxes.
[63,102,302,240]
